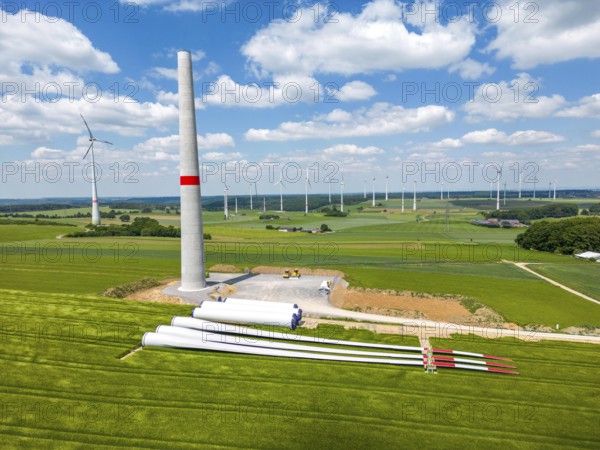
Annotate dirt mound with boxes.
[330,284,507,326]
[125,280,184,304]
[251,266,345,278]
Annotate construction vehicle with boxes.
[283,269,301,279]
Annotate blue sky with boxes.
[1,0,600,199]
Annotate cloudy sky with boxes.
[1,0,600,198]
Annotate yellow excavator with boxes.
[283,269,301,279]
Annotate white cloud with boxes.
[383,74,397,82]
[463,73,566,122]
[129,0,226,12]
[462,129,564,146]
[322,144,384,156]
[0,9,119,75]
[202,74,328,108]
[592,130,600,138]
[30,147,65,159]
[245,102,454,141]
[149,67,179,80]
[134,133,235,161]
[414,128,565,151]
[203,151,242,161]
[241,0,476,77]
[155,90,205,110]
[557,94,600,119]
[488,0,600,69]
[336,81,377,101]
[449,58,495,80]
[0,95,178,149]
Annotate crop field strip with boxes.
[0,291,598,448]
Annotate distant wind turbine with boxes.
[340,173,345,213]
[248,182,257,210]
[553,180,557,200]
[441,182,444,200]
[235,197,238,214]
[496,168,502,211]
[274,174,285,212]
[363,180,367,199]
[413,181,417,212]
[385,175,389,201]
[223,183,229,219]
[80,114,112,226]
[304,167,312,214]
[518,170,523,199]
[372,177,376,207]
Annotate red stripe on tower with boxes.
[180,176,201,186]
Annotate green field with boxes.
[1,197,599,447]
[0,291,598,449]
[1,199,598,327]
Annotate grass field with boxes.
[1,197,600,447]
[0,291,598,449]
[1,199,599,327]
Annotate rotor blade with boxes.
[80,114,93,139]
[83,142,93,160]
[95,139,113,145]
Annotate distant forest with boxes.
[516,217,600,255]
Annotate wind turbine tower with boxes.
[385,176,389,201]
[80,114,112,226]
[496,170,501,211]
[372,177,376,207]
[340,174,345,213]
[363,180,367,199]
[223,184,229,219]
[177,50,206,291]
[304,167,311,214]
[413,181,417,212]
[519,170,523,199]
[275,175,285,212]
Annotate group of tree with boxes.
[66,217,211,240]
[322,206,348,217]
[515,217,600,255]
[485,203,579,223]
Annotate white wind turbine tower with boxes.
[518,170,523,199]
[413,180,417,211]
[385,176,389,201]
[235,197,238,214]
[363,180,367,199]
[496,168,502,211]
[274,174,286,212]
[372,177,376,207]
[223,183,229,219]
[553,180,557,200]
[340,173,345,213]
[548,182,552,199]
[441,182,444,200]
[304,167,312,214]
[328,180,332,204]
[248,182,257,210]
[80,114,112,226]
[503,182,507,206]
